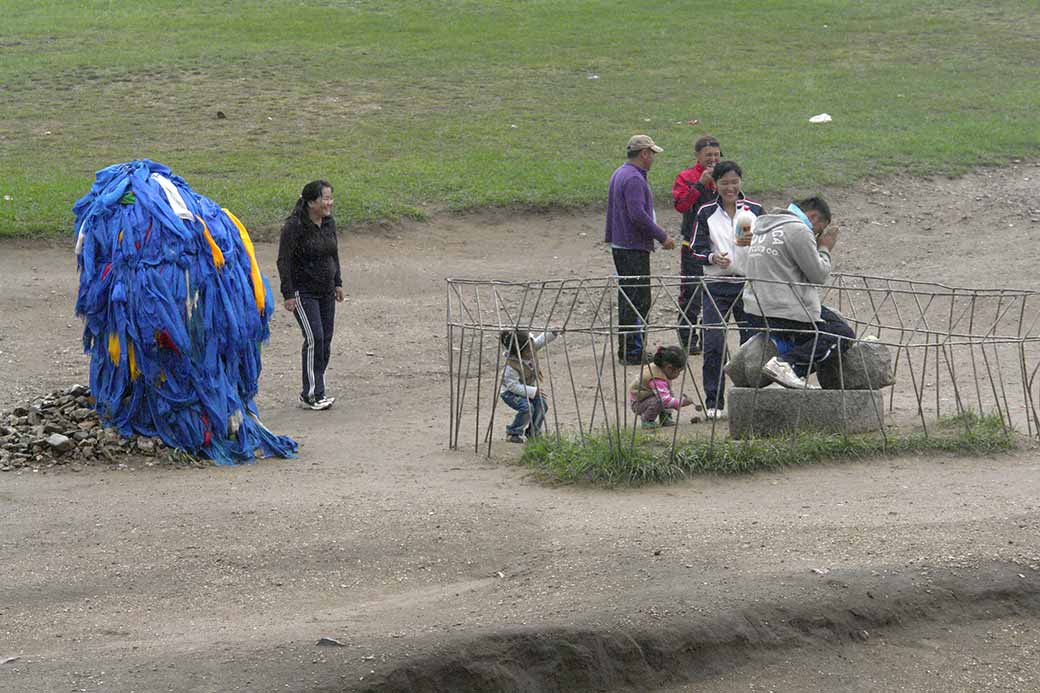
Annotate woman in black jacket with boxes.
[276,180,344,410]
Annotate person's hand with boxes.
[335,286,345,302]
[680,395,693,407]
[661,237,676,251]
[698,167,714,186]
[283,297,297,313]
[818,226,839,252]
[712,251,731,269]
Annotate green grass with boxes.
[519,411,1016,486]
[2,1,1038,235]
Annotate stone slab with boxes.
[728,386,885,439]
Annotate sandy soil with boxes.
[1,162,1040,692]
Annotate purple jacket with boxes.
[604,162,669,252]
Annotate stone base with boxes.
[728,387,885,439]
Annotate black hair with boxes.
[626,148,644,159]
[694,135,721,153]
[794,196,831,223]
[500,329,532,358]
[711,160,742,181]
[287,179,333,223]
[652,345,687,370]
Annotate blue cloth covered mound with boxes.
[73,159,297,464]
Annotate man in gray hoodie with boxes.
[742,197,855,389]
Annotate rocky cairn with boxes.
[0,385,198,471]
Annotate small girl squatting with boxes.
[628,346,695,428]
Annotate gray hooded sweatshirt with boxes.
[742,209,832,323]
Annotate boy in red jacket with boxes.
[672,135,722,354]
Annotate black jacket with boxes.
[276,215,342,298]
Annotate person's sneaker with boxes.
[762,357,808,389]
[506,433,527,444]
[299,395,332,411]
[641,419,660,430]
[658,412,675,427]
[316,395,336,408]
[704,407,726,420]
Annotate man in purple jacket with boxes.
[605,135,676,364]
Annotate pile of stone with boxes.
[0,385,197,471]
[726,334,896,390]
[724,335,896,439]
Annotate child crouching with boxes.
[499,329,559,443]
[628,346,694,429]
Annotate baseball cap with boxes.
[626,134,663,154]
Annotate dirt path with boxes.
[1,164,1039,691]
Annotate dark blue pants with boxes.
[501,391,548,437]
[702,280,752,409]
[612,248,651,361]
[744,306,855,378]
[293,291,336,401]
[677,248,703,352]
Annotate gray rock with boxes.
[316,637,346,647]
[46,433,74,453]
[724,334,779,388]
[728,387,885,439]
[818,339,895,390]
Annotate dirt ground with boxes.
[2,163,1040,692]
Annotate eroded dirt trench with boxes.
[2,165,1039,692]
[358,563,1040,692]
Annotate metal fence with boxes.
[447,274,1040,457]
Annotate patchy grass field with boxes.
[1,0,1037,235]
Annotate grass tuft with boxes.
[518,412,1014,486]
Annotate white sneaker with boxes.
[299,395,332,411]
[704,407,726,420]
[317,395,336,408]
[762,357,809,389]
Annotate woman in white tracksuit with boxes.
[688,161,763,419]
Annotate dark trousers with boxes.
[701,280,753,409]
[501,391,548,437]
[293,291,336,401]
[612,248,651,360]
[677,248,703,352]
[745,306,855,378]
